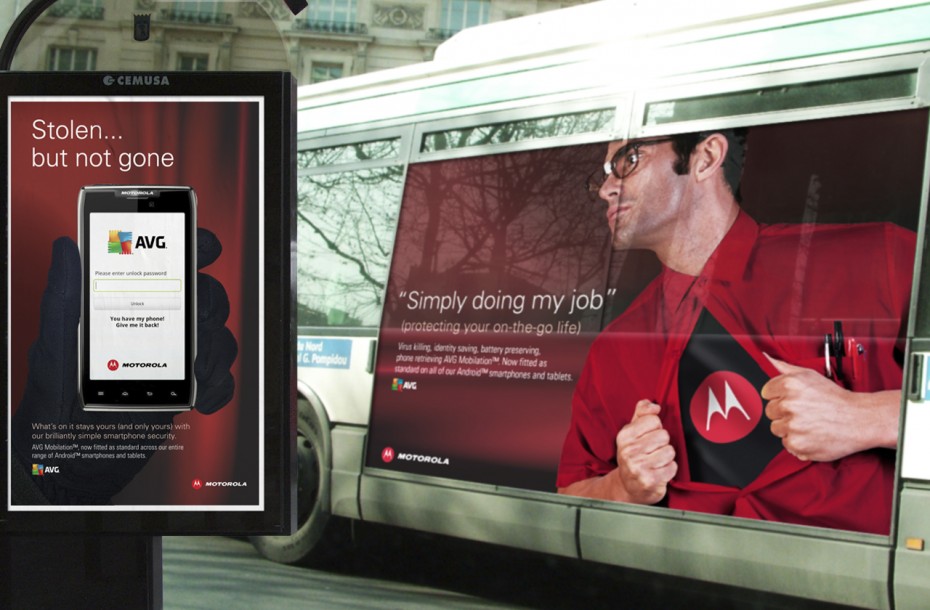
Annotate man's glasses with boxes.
[585,138,674,201]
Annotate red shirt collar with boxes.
[662,210,758,285]
[704,210,759,284]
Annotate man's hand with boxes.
[762,354,900,462]
[558,400,676,503]
[614,400,678,504]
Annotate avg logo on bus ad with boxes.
[32,464,59,476]
[391,378,417,392]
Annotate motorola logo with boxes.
[689,371,763,444]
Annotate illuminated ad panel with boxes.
[3,73,294,530]
[367,110,927,535]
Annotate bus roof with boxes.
[433,0,889,64]
[296,0,930,136]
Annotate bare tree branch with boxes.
[298,208,385,290]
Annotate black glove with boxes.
[194,228,238,413]
[11,229,238,504]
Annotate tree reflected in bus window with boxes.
[421,109,614,152]
[297,165,404,328]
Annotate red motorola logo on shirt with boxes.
[381,447,395,463]
[107,359,119,371]
[192,478,203,490]
[689,371,763,444]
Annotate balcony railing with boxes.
[293,20,368,35]
[48,5,105,20]
[159,8,234,26]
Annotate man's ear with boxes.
[691,133,729,183]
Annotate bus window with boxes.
[421,108,615,152]
[299,138,401,167]
[643,70,918,126]
[297,140,405,329]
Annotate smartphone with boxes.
[78,186,197,411]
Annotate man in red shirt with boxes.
[556,131,912,534]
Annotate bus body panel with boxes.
[894,487,930,609]
[331,425,366,520]
[578,506,891,609]
[359,474,579,559]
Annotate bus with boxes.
[251,1,930,607]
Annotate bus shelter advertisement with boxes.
[7,97,263,509]
[367,110,927,535]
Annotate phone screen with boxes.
[79,186,196,410]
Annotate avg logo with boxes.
[391,378,417,392]
[108,229,133,254]
[32,464,44,476]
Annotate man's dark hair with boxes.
[670,128,748,202]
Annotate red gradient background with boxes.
[9,99,261,506]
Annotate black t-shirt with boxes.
[678,309,783,488]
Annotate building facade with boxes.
[4,0,594,85]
